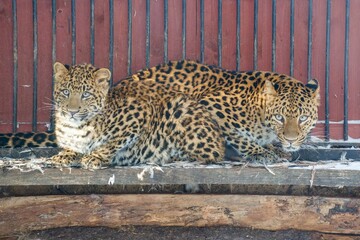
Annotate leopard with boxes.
[0,63,225,169]
[122,60,320,163]
[0,60,320,166]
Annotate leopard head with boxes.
[263,79,320,152]
[53,62,111,125]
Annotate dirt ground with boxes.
[3,226,359,240]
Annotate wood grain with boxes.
[0,194,359,236]
[1,165,360,197]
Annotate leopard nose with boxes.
[69,110,79,117]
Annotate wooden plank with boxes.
[0,194,359,236]
[0,0,14,132]
[203,0,218,66]
[349,0,360,138]
[17,0,34,132]
[1,165,360,197]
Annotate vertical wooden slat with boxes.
[167,0,183,61]
[75,0,91,64]
[275,0,290,75]
[257,0,272,71]
[348,0,360,139]
[185,0,200,61]
[56,0,72,64]
[17,0,33,132]
[203,0,218,66]
[94,0,110,68]
[149,0,164,67]
[37,0,53,132]
[311,0,327,140]
[112,0,129,84]
[240,0,254,70]
[328,0,345,140]
[131,0,146,72]
[293,0,309,82]
[0,1,14,132]
[221,0,237,70]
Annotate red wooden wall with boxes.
[0,0,359,141]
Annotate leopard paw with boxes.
[246,150,283,166]
[50,154,74,167]
[80,155,105,170]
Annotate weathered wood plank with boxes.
[0,194,359,236]
[1,166,360,197]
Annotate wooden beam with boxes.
[1,166,360,197]
[0,194,359,236]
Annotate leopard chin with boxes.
[282,144,301,152]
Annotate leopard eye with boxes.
[274,114,284,123]
[62,89,70,96]
[299,115,308,123]
[82,91,91,99]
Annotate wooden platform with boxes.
[1,146,360,237]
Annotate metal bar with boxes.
[127,0,132,75]
[164,0,168,63]
[182,0,186,59]
[272,0,276,72]
[200,0,204,63]
[325,0,331,141]
[290,0,294,76]
[12,0,18,133]
[218,0,222,67]
[307,0,313,81]
[145,0,150,67]
[71,0,76,65]
[50,0,56,131]
[90,0,95,65]
[343,0,350,141]
[236,0,240,71]
[109,0,114,85]
[32,0,38,132]
[253,0,258,70]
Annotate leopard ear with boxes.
[53,62,69,81]
[263,80,277,103]
[306,79,320,106]
[94,68,111,94]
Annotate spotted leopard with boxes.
[0,63,225,169]
[125,60,320,162]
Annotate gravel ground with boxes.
[4,226,358,240]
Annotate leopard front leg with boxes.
[50,149,80,167]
